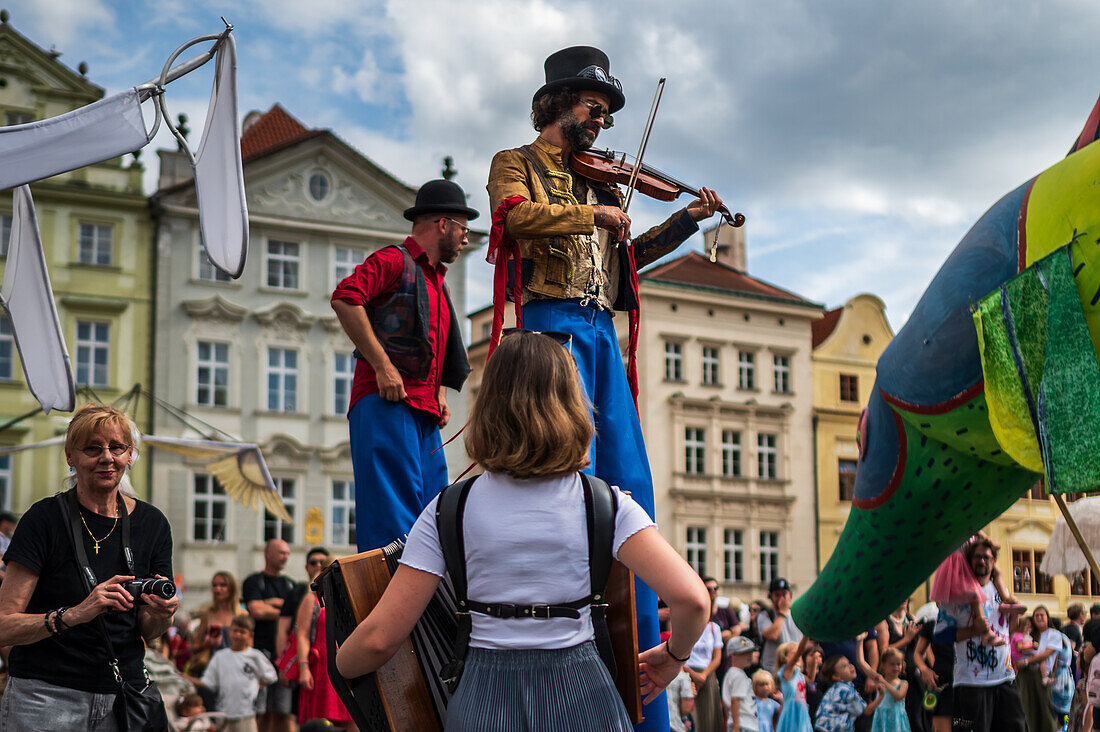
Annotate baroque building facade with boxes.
[151,105,474,605]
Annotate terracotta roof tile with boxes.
[642,252,817,306]
[240,104,310,159]
[812,306,843,348]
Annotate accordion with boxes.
[316,540,643,730]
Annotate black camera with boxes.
[122,577,176,604]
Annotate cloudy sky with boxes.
[10,0,1100,328]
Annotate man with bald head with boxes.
[242,539,295,732]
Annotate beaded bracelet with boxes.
[55,606,70,631]
[45,609,61,638]
[665,639,690,664]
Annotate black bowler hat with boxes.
[534,46,625,114]
[403,179,480,222]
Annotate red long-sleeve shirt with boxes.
[331,237,450,421]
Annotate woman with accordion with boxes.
[336,329,709,730]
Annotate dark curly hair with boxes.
[531,88,580,131]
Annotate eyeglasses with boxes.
[436,217,470,235]
[501,328,573,353]
[307,558,327,566]
[79,443,131,458]
[577,64,622,92]
[578,99,614,130]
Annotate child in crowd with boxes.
[174,693,224,732]
[753,670,781,732]
[871,648,910,732]
[198,614,278,732]
[929,532,1022,646]
[775,636,814,732]
[722,636,759,732]
[813,655,883,732]
[667,666,695,732]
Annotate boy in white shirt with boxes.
[722,636,759,732]
[199,614,278,732]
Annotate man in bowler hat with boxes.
[485,46,726,731]
[331,179,474,551]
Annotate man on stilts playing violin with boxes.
[485,45,726,731]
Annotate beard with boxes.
[439,230,464,263]
[558,109,600,151]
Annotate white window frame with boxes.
[191,474,227,543]
[721,430,741,477]
[702,345,720,385]
[78,222,113,266]
[333,352,354,415]
[263,477,296,544]
[75,320,110,387]
[757,433,777,479]
[197,242,232,282]
[738,350,755,390]
[723,528,743,583]
[333,246,361,288]
[664,341,683,382]
[685,427,706,475]
[759,531,780,584]
[686,526,707,575]
[331,479,356,547]
[266,239,300,289]
[773,354,791,393]
[196,341,230,407]
[266,347,298,412]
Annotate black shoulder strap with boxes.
[435,475,479,692]
[580,472,618,680]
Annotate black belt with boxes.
[466,596,599,620]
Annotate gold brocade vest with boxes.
[514,145,622,310]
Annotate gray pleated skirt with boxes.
[444,641,634,731]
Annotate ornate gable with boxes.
[253,301,316,335]
[245,150,409,230]
[182,294,248,322]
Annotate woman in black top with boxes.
[0,404,176,730]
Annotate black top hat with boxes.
[533,46,625,114]
[403,179,480,222]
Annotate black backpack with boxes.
[435,472,619,691]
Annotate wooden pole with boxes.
[1053,493,1100,583]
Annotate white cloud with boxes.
[9,0,114,48]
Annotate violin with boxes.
[570,148,745,228]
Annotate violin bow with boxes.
[621,78,666,218]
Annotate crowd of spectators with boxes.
[666,564,1100,732]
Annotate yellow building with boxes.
[812,294,893,570]
[0,19,153,510]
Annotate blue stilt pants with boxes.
[349,393,448,552]
[522,300,668,732]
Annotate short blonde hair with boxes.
[465,331,592,478]
[751,669,774,690]
[776,641,799,667]
[64,403,138,455]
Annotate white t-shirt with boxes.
[721,666,758,732]
[1038,628,1068,675]
[687,621,723,669]
[935,580,1014,687]
[200,647,277,720]
[400,471,654,650]
[668,670,694,732]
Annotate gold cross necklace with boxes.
[79,508,118,555]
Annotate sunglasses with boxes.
[578,99,614,130]
[307,558,327,566]
[501,328,573,353]
[79,442,131,458]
